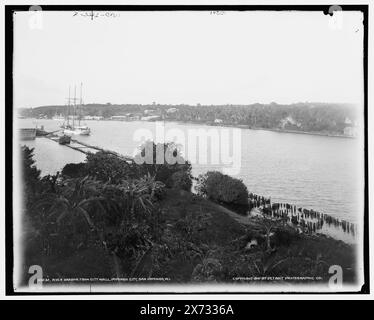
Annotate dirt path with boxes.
[208,202,260,228]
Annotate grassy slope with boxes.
[157,189,357,284]
[23,189,357,285]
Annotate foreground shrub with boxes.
[22,146,41,186]
[85,151,138,183]
[135,141,192,185]
[139,173,166,200]
[61,162,87,178]
[196,171,249,212]
[30,173,165,264]
[83,142,191,186]
[273,226,299,247]
[22,146,41,207]
[168,171,192,191]
[191,257,223,282]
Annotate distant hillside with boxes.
[19,102,359,136]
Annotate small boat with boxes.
[35,125,49,136]
[58,135,71,145]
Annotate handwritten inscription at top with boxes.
[210,11,226,16]
[73,11,120,20]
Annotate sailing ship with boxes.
[52,114,65,121]
[63,124,91,136]
[61,83,91,136]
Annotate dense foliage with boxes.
[168,171,192,191]
[85,151,139,183]
[196,171,249,213]
[21,146,356,285]
[135,141,192,186]
[61,162,87,178]
[22,146,41,207]
[22,143,191,282]
[61,141,192,187]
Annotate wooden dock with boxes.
[44,135,134,163]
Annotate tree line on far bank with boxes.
[20,102,357,135]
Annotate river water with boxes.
[17,118,364,241]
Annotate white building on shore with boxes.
[83,115,103,120]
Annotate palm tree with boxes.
[32,174,163,278]
[33,176,105,229]
[138,173,165,200]
[32,177,107,256]
[260,216,285,252]
[115,179,154,223]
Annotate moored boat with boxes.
[58,135,71,145]
[36,125,49,136]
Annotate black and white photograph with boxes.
[4,3,370,296]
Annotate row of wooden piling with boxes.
[248,193,357,236]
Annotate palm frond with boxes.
[76,207,94,228]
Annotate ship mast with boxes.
[79,82,83,126]
[73,85,77,128]
[66,86,71,126]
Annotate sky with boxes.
[13,10,364,108]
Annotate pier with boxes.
[44,135,134,163]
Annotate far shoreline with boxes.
[172,120,357,139]
[19,117,357,140]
